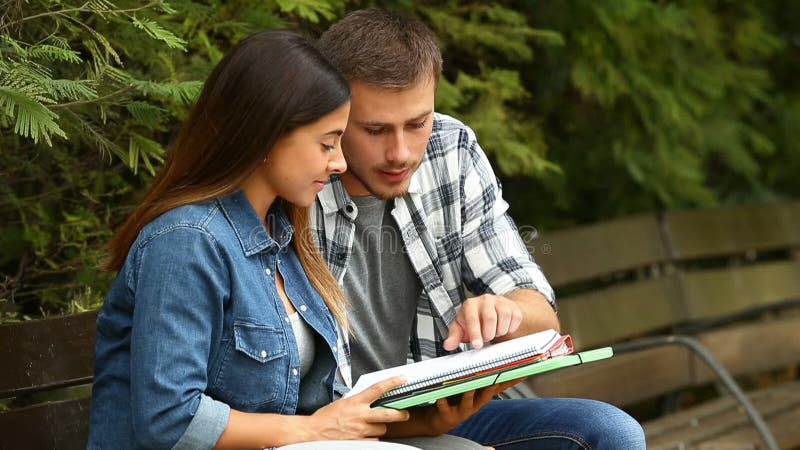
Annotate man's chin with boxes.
[343,170,412,199]
[367,181,409,200]
[373,189,408,200]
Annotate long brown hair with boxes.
[107,31,350,326]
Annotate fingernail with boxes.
[472,339,483,348]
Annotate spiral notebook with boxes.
[346,329,613,409]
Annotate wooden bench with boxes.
[525,201,800,449]
[4,201,800,449]
[0,311,98,450]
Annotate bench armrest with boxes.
[613,335,779,450]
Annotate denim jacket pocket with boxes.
[212,321,289,410]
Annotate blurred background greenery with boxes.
[1,0,798,321]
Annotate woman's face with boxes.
[263,102,350,207]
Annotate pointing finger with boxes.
[463,302,483,348]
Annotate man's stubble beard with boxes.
[347,161,420,200]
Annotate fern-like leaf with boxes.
[0,35,25,55]
[126,101,166,129]
[27,45,82,64]
[44,36,70,50]
[130,79,202,104]
[79,23,122,65]
[86,0,116,18]
[44,79,98,102]
[275,0,337,23]
[128,132,165,175]
[0,85,66,146]
[130,16,187,51]
[63,109,124,162]
[154,1,178,15]
[1,61,58,106]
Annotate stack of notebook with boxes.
[346,328,613,409]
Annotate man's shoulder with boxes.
[432,112,472,137]
[426,112,477,159]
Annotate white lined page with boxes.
[346,328,561,398]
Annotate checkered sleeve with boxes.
[458,128,556,307]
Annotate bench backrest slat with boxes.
[0,311,97,398]
[530,200,800,407]
[662,202,800,260]
[529,345,694,406]
[559,277,685,349]
[530,314,800,405]
[693,314,800,385]
[533,214,669,287]
[0,397,91,450]
[680,261,800,321]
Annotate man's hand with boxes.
[443,294,522,350]
[385,378,525,438]
[443,289,559,351]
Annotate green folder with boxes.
[374,347,613,410]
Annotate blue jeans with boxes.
[448,398,646,450]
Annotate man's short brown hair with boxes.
[318,9,443,89]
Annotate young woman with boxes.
[87,30,411,449]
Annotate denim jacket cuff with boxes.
[172,394,231,450]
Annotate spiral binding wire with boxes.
[378,334,571,399]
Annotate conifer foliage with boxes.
[1,1,797,319]
[2,1,193,320]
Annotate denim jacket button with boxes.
[260,350,267,358]
[292,368,299,376]
[299,305,308,312]
[265,268,272,276]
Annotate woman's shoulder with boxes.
[116,200,234,284]
[135,200,224,248]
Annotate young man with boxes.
[313,9,646,449]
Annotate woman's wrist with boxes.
[214,410,320,449]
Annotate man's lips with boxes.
[378,168,409,183]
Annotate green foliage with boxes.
[503,0,794,227]
[1,0,799,319]
[0,0,304,320]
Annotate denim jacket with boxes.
[88,191,345,450]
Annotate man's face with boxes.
[339,77,436,199]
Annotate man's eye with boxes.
[365,127,384,136]
[410,121,426,129]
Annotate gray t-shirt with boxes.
[288,312,315,378]
[343,196,422,380]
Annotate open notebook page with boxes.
[346,328,564,398]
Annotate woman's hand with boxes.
[386,378,525,437]
[305,375,411,441]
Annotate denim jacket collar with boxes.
[217,190,293,257]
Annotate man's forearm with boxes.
[500,288,560,340]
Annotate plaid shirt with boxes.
[313,113,554,385]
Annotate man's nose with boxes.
[386,130,409,163]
